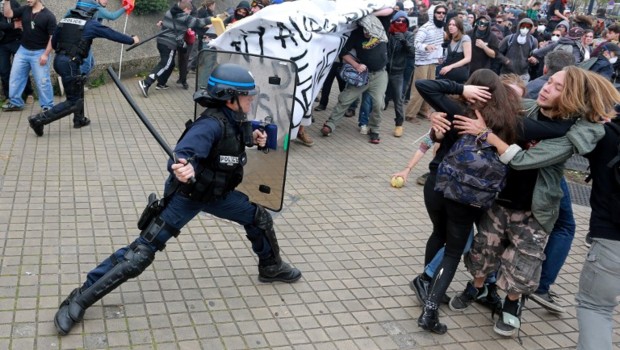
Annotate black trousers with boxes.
[423,173,484,305]
[145,42,176,86]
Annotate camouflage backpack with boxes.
[435,134,509,208]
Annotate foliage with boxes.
[88,73,107,88]
[133,0,169,15]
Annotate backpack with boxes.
[506,33,536,53]
[434,134,509,209]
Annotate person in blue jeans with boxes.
[53,63,301,336]
[1,0,56,112]
[529,177,575,314]
[357,91,372,134]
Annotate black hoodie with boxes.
[466,16,500,73]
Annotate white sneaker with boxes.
[359,125,368,135]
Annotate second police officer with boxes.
[27,0,139,137]
[54,62,302,335]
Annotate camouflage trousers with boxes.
[464,203,550,295]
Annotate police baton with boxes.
[126,28,173,52]
[106,66,195,184]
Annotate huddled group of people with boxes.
[304,1,620,349]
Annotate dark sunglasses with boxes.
[552,34,561,37]
[394,18,407,23]
[477,21,489,26]
[435,11,446,15]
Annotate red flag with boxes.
[122,0,135,15]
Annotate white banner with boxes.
[210,0,395,137]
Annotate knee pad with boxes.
[253,203,273,231]
[123,243,156,279]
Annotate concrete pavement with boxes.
[0,74,617,350]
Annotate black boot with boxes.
[258,257,302,283]
[54,288,87,335]
[55,243,155,335]
[28,113,45,136]
[417,301,447,334]
[73,116,91,128]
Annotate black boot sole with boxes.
[258,273,302,283]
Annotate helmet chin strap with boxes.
[232,95,248,123]
[231,95,254,147]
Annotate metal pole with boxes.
[118,14,129,77]
[126,28,173,52]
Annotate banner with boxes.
[209,0,395,137]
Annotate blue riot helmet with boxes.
[73,0,100,17]
[206,63,257,101]
[201,63,258,122]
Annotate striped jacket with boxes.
[414,21,445,66]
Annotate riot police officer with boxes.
[54,63,302,336]
[27,0,138,137]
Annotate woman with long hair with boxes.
[412,69,522,334]
[438,17,472,83]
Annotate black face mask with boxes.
[433,8,446,28]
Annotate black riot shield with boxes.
[194,49,297,212]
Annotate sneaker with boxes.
[359,125,368,135]
[177,80,189,90]
[416,172,430,186]
[450,281,487,312]
[585,232,593,248]
[314,104,326,112]
[296,131,314,147]
[369,132,381,144]
[475,282,503,314]
[320,124,332,137]
[394,126,403,137]
[155,84,170,90]
[494,297,523,337]
[344,108,355,117]
[2,103,24,111]
[138,80,150,98]
[529,290,565,314]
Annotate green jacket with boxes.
[508,100,605,233]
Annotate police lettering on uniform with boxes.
[27,0,138,137]
[54,63,302,336]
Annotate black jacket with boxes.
[586,119,620,241]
